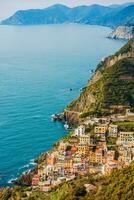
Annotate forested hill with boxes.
[67,39,134,117]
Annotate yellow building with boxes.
[64,159,73,169]
[58,141,69,151]
[79,135,90,145]
[78,145,89,155]
[89,152,96,163]
[94,125,108,134]
[96,150,103,163]
[89,149,103,164]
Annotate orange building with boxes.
[47,154,56,165]
[94,125,108,134]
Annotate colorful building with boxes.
[79,134,90,145]
[108,125,118,137]
[78,145,89,155]
[117,132,134,145]
[75,125,85,136]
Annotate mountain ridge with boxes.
[1,3,134,27]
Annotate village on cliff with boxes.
[31,108,134,192]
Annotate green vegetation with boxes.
[85,125,94,133]
[107,137,117,146]
[115,121,134,131]
[80,111,91,118]
[2,38,134,200]
[0,189,12,200]
[116,38,134,56]
[28,191,49,200]
[30,162,134,200]
[2,162,134,200]
[1,187,32,200]
[67,39,134,117]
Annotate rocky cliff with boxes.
[109,26,134,40]
[66,39,134,122]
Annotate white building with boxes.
[117,132,134,145]
[126,109,134,116]
[107,150,115,162]
[118,146,133,164]
[108,125,118,137]
[75,125,85,136]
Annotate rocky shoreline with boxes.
[108,26,134,40]
[12,38,134,189]
[1,38,134,200]
[11,152,49,186]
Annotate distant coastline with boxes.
[1,3,134,41]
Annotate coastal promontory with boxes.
[108,26,134,40]
[65,39,134,125]
[1,38,134,200]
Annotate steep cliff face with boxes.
[109,26,134,40]
[64,110,80,127]
[67,39,134,118]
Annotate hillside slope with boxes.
[101,5,134,27]
[67,39,134,118]
[1,162,134,199]
[48,161,134,200]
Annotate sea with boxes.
[0,24,125,186]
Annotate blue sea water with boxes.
[0,24,125,186]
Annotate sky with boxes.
[0,0,133,20]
